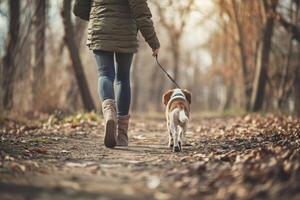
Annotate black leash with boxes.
[154,55,181,89]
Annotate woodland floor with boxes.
[0,113,300,200]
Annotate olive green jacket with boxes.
[87,0,160,53]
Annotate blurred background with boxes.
[0,0,299,117]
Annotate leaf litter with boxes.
[0,114,299,200]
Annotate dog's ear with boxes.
[183,90,192,104]
[162,90,173,106]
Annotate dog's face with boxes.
[162,89,192,106]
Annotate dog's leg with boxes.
[179,130,186,151]
[178,127,182,152]
[178,126,184,151]
[171,124,180,152]
[167,121,173,148]
[168,134,173,149]
[180,123,187,149]
[170,110,180,152]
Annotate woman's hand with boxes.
[152,48,160,57]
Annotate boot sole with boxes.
[104,119,117,148]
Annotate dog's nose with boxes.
[174,146,181,152]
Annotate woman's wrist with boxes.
[152,48,160,57]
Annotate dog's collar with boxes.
[170,89,186,101]
[168,90,187,106]
[171,93,185,99]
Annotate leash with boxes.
[154,55,181,89]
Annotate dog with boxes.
[162,88,191,152]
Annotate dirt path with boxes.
[0,114,300,200]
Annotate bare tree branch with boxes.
[275,12,300,42]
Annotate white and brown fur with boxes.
[163,89,191,152]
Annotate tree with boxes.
[295,66,300,117]
[231,0,250,109]
[65,18,88,111]
[32,0,47,107]
[1,0,20,111]
[214,0,262,110]
[275,0,300,43]
[152,0,195,85]
[61,0,95,111]
[250,0,278,111]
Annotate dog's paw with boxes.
[168,138,174,149]
[173,145,181,152]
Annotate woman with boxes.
[87,0,160,148]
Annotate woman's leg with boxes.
[115,52,134,116]
[115,52,133,146]
[93,50,115,101]
[93,50,117,148]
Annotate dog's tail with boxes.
[178,109,188,124]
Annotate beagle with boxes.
[162,89,191,152]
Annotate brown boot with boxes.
[102,99,117,148]
[117,115,130,146]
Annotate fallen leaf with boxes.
[30,147,48,154]
[10,162,26,172]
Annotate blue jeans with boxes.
[93,50,133,116]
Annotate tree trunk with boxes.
[250,0,277,111]
[61,0,95,111]
[32,0,46,108]
[276,14,300,43]
[295,63,300,117]
[65,18,88,111]
[277,38,293,109]
[231,0,251,110]
[1,0,20,111]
